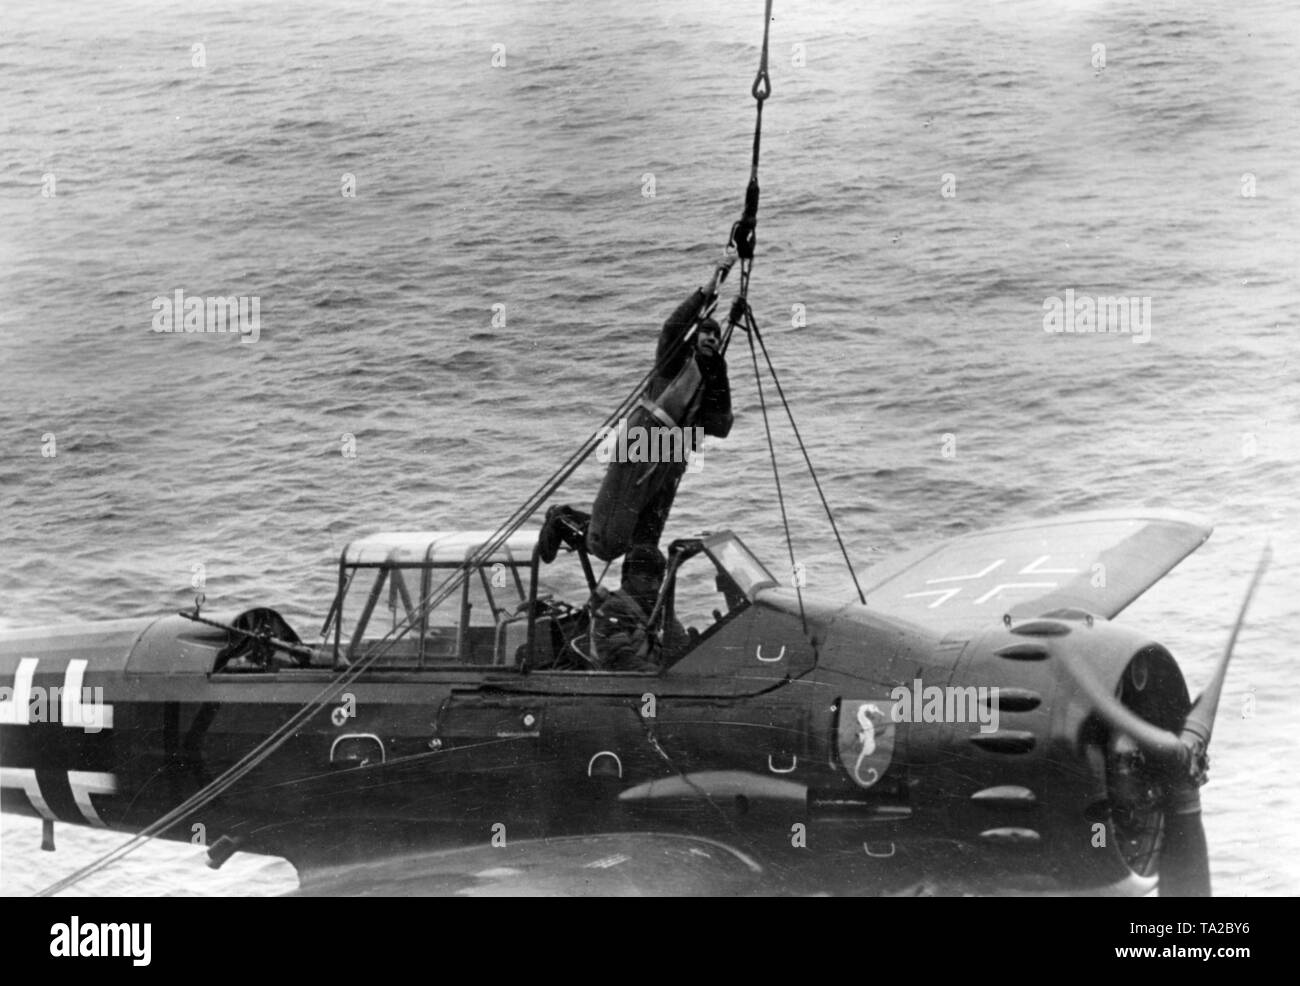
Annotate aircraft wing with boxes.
[857,510,1212,634]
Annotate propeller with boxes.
[1057,543,1272,896]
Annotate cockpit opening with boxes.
[217,527,775,674]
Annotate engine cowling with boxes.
[817,611,1192,892]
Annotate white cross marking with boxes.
[902,588,963,608]
[62,660,114,733]
[923,559,1006,584]
[0,767,55,820]
[1,658,114,732]
[973,582,1059,605]
[68,771,118,826]
[0,658,38,725]
[1019,555,1080,576]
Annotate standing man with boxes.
[587,254,737,561]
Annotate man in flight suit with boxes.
[587,254,737,561]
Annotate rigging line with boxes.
[729,0,772,266]
[749,319,867,605]
[744,303,806,636]
[720,0,771,326]
[748,0,772,177]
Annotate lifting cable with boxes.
[716,0,865,617]
[720,0,811,634]
[728,0,772,298]
[743,308,807,634]
[745,305,868,607]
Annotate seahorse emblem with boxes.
[854,703,882,786]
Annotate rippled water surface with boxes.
[2,0,1298,895]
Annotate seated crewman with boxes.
[587,544,688,671]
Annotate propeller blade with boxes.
[1180,543,1272,749]
[1053,646,1188,766]
[1158,786,1211,897]
[1054,541,1272,769]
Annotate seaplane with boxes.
[0,509,1271,896]
[0,2,1270,897]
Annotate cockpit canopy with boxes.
[323,530,538,668]
[319,528,775,670]
[338,531,539,568]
